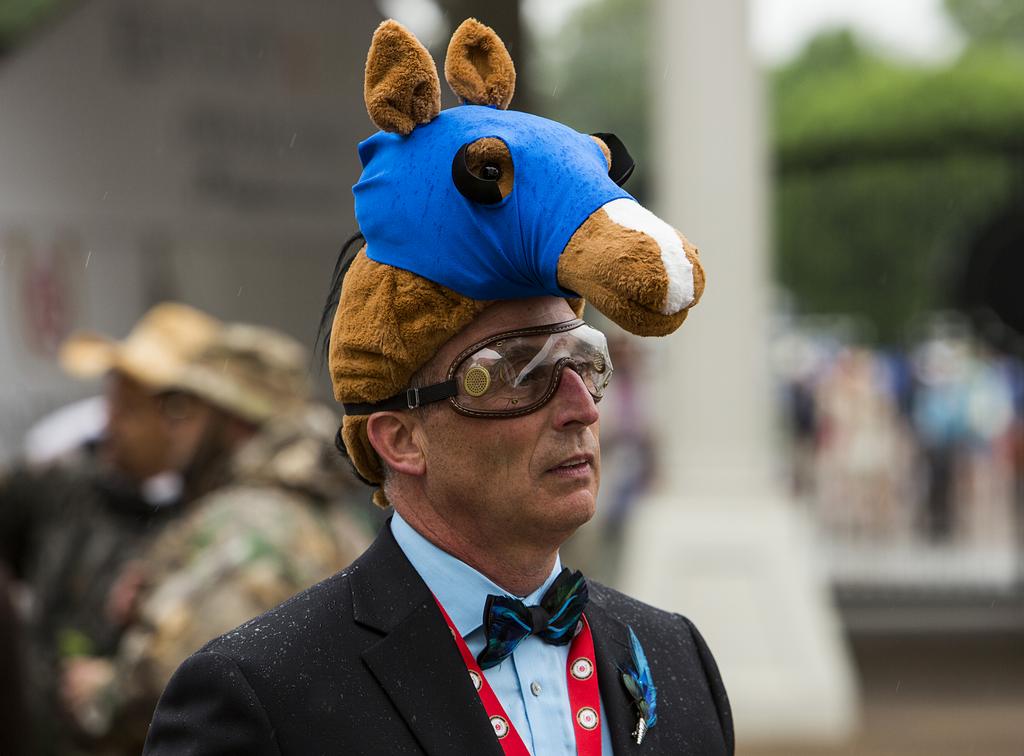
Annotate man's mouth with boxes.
[547,454,594,476]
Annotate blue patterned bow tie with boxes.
[477,568,589,670]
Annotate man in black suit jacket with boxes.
[145,17,733,756]
[144,297,734,756]
[143,515,732,755]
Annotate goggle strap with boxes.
[343,378,458,415]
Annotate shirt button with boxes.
[530,681,542,697]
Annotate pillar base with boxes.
[619,493,859,744]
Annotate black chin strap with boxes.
[343,379,459,415]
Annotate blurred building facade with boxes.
[0,0,382,461]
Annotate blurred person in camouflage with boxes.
[61,322,372,754]
[0,302,221,755]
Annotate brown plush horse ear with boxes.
[364,20,441,135]
[444,18,516,109]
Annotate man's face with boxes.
[157,392,217,474]
[415,297,601,547]
[103,371,173,481]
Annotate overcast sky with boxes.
[749,0,963,63]
[521,0,964,64]
[383,0,965,65]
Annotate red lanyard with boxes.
[434,598,602,756]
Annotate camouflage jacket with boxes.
[78,404,373,753]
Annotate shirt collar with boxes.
[390,511,563,638]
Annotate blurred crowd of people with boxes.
[0,303,380,755]
[777,319,1024,550]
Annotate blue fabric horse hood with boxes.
[353,105,633,300]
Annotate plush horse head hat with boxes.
[330,18,705,506]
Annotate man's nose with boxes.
[550,366,600,428]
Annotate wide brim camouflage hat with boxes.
[171,323,310,424]
[60,302,222,389]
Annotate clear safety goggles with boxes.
[344,320,613,418]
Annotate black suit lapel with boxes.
[587,598,642,753]
[349,522,503,756]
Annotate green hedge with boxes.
[776,47,1024,171]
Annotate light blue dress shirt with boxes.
[391,512,614,756]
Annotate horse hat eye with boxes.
[452,142,506,204]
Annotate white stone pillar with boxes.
[619,0,858,743]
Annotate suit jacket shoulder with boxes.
[145,527,495,756]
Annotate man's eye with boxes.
[516,371,543,386]
[498,358,533,380]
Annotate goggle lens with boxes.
[448,320,613,416]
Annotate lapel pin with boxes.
[619,626,657,745]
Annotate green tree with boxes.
[0,0,70,56]
[781,27,865,78]
[945,0,1024,48]
[773,26,1023,342]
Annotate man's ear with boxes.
[365,412,427,476]
[364,19,441,135]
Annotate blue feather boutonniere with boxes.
[620,626,658,745]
